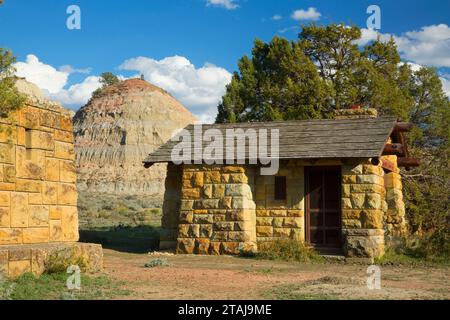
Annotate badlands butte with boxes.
[73,79,197,216]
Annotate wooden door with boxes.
[305,167,342,247]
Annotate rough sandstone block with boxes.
[28,193,42,205]
[15,179,42,193]
[26,130,53,150]
[274,228,291,237]
[177,239,195,254]
[195,239,210,255]
[11,192,28,228]
[8,260,31,278]
[199,225,213,238]
[23,228,49,244]
[59,160,76,183]
[204,171,221,184]
[43,182,58,205]
[49,220,63,242]
[256,217,273,226]
[221,242,240,255]
[181,188,200,199]
[0,228,22,245]
[45,158,60,181]
[209,242,221,255]
[57,183,77,205]
[28,205,49,227]
[54,141,74,160]
[0,207,10,227]
[256,226,273,237]
[61,206,79,241]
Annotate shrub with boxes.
[45,248,88,274]
[144,258,169,268]
[97,210,112,219]
[251,239,324,263]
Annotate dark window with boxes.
[25,129,32,160]
[274,176,287,201]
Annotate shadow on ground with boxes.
[79,225,161,254]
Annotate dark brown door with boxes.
[305,167,341,248]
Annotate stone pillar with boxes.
[176,165,257,255]
[159,163,182,250]
[341,161,385,258]
[383,156,407,239]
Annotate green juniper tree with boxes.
[0,48,25,118]
[91,72,120,98]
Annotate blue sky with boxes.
[1,0,449,122]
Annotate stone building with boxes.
[0,79,102,278]
[143,109,417,258]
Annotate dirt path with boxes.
[103,249,450,300]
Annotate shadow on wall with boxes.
[79,225,161,254]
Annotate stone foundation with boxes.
[0,242,103,278]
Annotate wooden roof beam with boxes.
[394,122,413,133]
[383,143,405,156]
[397,157,420,168]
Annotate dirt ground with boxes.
[102,249,450,300]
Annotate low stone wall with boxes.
[341,161,386,258]
[0,242,103,278]
[175,164,257,255]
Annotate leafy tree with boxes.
[216,37,329,123]
[99,72,120,87]
[91,72,120,99]
[0,48,25,118]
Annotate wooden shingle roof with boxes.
[143,117,398,165]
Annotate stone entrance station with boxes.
[144,108,417,259]
[0,80,102,278]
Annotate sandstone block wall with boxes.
[173,165,257,255]
[382,155,407,239]
[162,157,406,259]
[255,163,305,242]
[341,161,386,258]
[0,89,78,247]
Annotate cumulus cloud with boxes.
[291,7,321,21]
[59,65,92,75]
[119,56,232,123]
[13,54,101,107]
[49,76,102,106]
[206,0,239,10]
[14,54,68,94]
[356,24,450,67]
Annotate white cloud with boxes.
[14,54,68,94]
[14,54,101,107]
[49,76,102,106]
[59,65,92,74]
[278,26,300,34]
[206,0,238,10]
[119,56,232,123]
[271,15,282,21]
[357,24,450,67]
[291,7,321,21]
